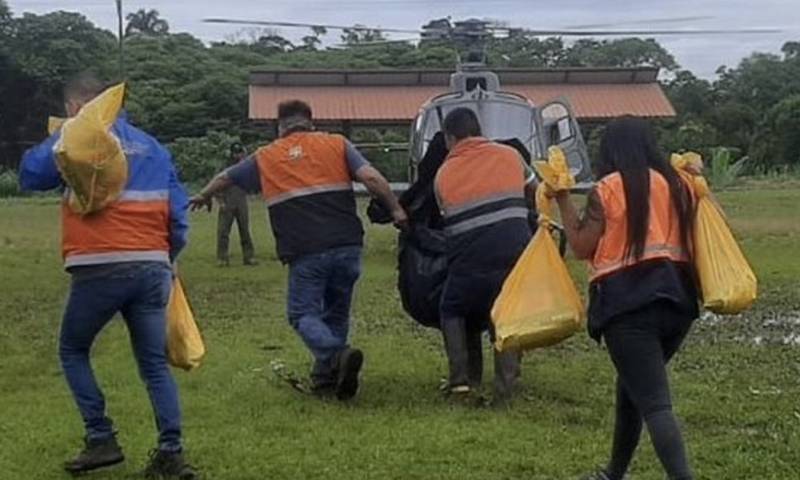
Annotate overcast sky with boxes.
[8,0,800,78]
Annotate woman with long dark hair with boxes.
[552,117,698,480]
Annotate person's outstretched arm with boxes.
[189,171,234,211]
[189,155,261,211]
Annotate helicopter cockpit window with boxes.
[416,99,539,162]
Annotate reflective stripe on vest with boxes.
[444,206,529,236]
[589,170,688,282]
[62,187,171,266]
[265,182,352,207]
[435,137,528,237]
[65,250,169,269]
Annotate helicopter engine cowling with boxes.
[449,70,499,93]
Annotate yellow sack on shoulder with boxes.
[166,277,206,371]
[54,83,128,215]
[671,153,757,314]
[491,166,585,352]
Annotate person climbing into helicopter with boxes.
[190,100,407,400]
[433,107,534,404]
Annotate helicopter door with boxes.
[538,99,592,185]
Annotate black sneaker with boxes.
[64,435,125,475]
[335,348,364,400]
[143,449,198,479]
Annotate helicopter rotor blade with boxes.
[331,38,421,48]
[203,18,424,35]
[561,16,715,30]
[514,27,781,37]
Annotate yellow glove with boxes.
[533,146,576,193]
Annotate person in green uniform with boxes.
[216,143,257,266]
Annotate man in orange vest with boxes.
[191,100,406,400]
[434,107,534,403]
[19,72,197,478]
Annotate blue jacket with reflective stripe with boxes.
[19,115,189,262]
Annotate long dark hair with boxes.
[597,117,693,260]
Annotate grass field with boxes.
[0,186,798,480]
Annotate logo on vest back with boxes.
[288,146,303,162]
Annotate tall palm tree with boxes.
[124,9,169,37]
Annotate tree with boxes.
[340,25,385,45]
[488,36,566,68]
[311,25,328,38]
[125,9,169,37]
[564,38,679,71]
[666,70,714,119]
[751,95,800,168]
[715,52,798,110]
[782,41,800,60]
[0,11,115,168]
[254,34,293,53]
[168,131,241,183]
[296,25,328,52]
[0,0,10,23]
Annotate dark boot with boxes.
[442,316,471,389]
[466,327,484,389]
[335,347,364,400]
[64,435,124,475]
[492,349,521,406]
[143,449,198,479]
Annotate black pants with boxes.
[602,300,694,480]
[440,269,521,401]
[217,204,255,263]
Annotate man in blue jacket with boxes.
[19,72,197,479]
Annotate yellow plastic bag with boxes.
[672,153,757,314]
[54,83,128,215]
[166,277,206,371]
[491,178,585,352]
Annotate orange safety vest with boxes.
[62,189,171,268]
[255,131,362,261]
[590,169,688,281]
[434,137,528,237]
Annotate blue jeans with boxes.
[59,262,182,452]
[287,246,362,386]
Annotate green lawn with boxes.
[0,187,798,480]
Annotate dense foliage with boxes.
[1,1,799,183]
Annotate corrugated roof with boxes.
[250,83,674,122]
[250,67,661,86]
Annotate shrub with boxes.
[706,147,748,190]
[0,169,20,197]
[168,131,241,185]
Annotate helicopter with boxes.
[203,15,780,189]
